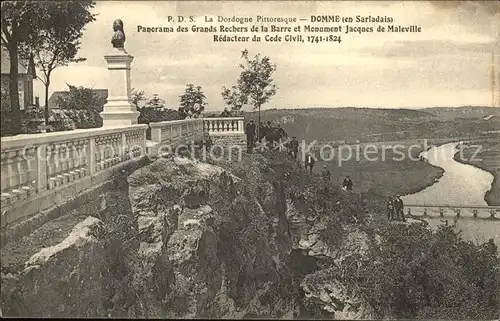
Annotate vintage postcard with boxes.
[1,0,499,319]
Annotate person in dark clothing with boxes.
[289,137,299,160]
[264,121,274,145]
[387,196,395,221]
[342,176,353,190]
[258,122,266,142]
[321,165,331,182]
[220,108,231,117]
[321,165,331,192]
[276,124,287,140]
[245,120,256,148]
[305,153,315,173]
[394,195,405,221]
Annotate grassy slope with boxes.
[454,136,500,206]
[304,140,445,198]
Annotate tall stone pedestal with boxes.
[100,48,139,126]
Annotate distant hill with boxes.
[420,106,500,120]
[241,106,500,143]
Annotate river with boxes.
[402,142,499,247]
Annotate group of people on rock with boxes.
[387,195,406,222]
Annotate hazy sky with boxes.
[33,0,500,110]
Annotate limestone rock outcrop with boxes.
[2,217,109,317]
[126,155,295,318]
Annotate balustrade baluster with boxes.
[62,143,72,183]
[37,145,47,193]
[72,142,81,178]
[96,139,103,171]
[11,151,27,201]
[47,145,57,189]
[1,152,8,193]
[23,148,36,193]
[55,144,67,185]
[6,151,17,190]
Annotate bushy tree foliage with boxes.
[143,93,165,110]
[21,0,96,125]
[1,0,96,134]
[221,85,247,112]
[339,223,500,319]
[54,84,105,129]
[229,49,278,136]
[178,84,207,118]
[131,88,146,109]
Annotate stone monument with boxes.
[100,19,139,126]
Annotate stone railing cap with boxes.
[204,117,244,121]
[149,118,203,128]
[1,124,148,151]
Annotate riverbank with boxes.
[454,137,500,206]
[314,139,445,198]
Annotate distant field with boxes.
[304,139,444,198]
[454,136,500,206]
[242,107,498,207]
[243,106,500,144]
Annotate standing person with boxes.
[276,124,287,140]
[305,153,315,173]
[342,176,353,191]
[258,122,266,143]
[321,165,331,192]
[245,120,256,148]
[394,195,405,222]
[290,137,299,160]
[387,196,395,221]
[321,165,331,182]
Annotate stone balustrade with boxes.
[204,117,246,148]
[204,117,245,136]
[1,117,246,235]
[149,118,205,155]
[1,125,147,228]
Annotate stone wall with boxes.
[210,133,246,148]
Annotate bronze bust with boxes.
[111,19,125,48]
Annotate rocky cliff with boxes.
[4,150,496,319]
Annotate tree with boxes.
[337,223,500,319]
[1,1,38,135]
[179,84,207,118]
[54,84,106,129]
[131,88,146,110]
[235,49,277,138]
[144,94,166,111]
[21,0,96,126]
[221,85,247,114]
